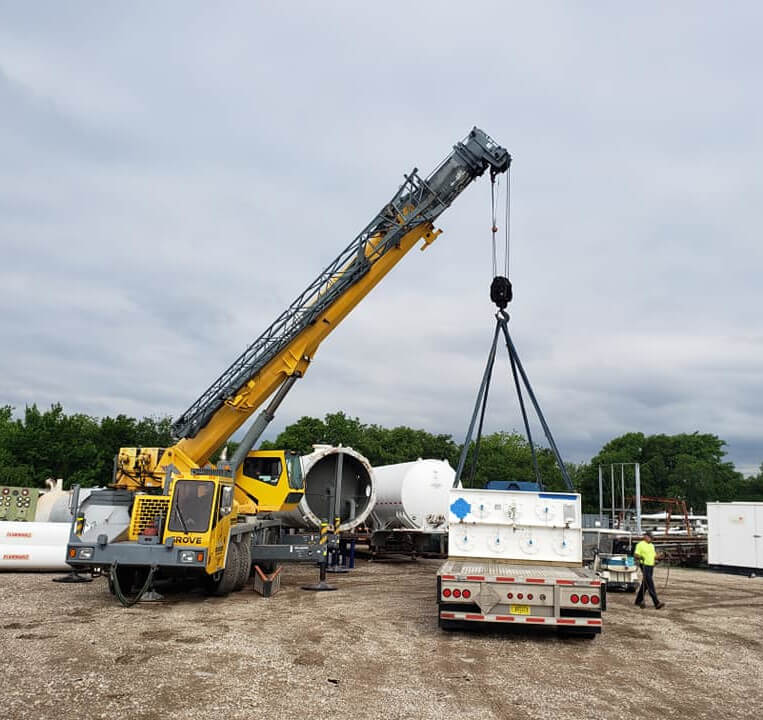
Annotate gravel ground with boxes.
[1,562,761,720]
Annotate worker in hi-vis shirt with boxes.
[633,532,665,609]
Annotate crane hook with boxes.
[490,275,513,309]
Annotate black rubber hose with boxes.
[110,561,157,608]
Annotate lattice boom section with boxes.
[172,128,510,441]
[129,496,170,540]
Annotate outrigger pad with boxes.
[302,580,337,592]
[52,571,93,584]
[254,564,283,597]
[302,563,337,592]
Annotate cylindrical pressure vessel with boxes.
[35,482,95,523]
[0,521,71,571]
[370,459,454,531]
[271,445,376,532]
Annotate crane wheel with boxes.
[234,535,252,591]
[205,541,240,596]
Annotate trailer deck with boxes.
[438,559,603,635]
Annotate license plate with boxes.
[510,604,530,615]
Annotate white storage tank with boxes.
[707,501,763,573]
[35,479,96,523]
[371,459,454,531]
[0,521,71,571]
[270,445,376,532]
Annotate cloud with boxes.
[1,2,761,476]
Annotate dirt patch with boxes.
[293,650,324,666]
[0,563,760,720]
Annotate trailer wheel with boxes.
[206,541,240,597]
[234,535,252,591]
[438,612,462,631]
[559,630,597,640]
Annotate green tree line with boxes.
[0,404,173,488]
[1,404,761,511]
[573,431,763,513]
[259,412,574,491]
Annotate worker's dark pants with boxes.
[636,564,659,606]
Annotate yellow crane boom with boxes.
[115,128,510,488]
[66,128,512,603]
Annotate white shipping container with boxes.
[707,501,763,571]
[447,488,582,564]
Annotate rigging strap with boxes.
[453,308,573,492]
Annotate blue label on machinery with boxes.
[450,497,471,520]
[538,493,578,500]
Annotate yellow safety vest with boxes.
[634,540,656,566]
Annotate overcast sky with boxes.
[1,2,761,475]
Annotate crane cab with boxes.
[234,450,305,514]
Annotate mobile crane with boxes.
[64,128,511,602]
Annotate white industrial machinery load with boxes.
[270,445,376,532]
[707,501,763,574]
[437,488,604,636]
[371,459,454,531]
[447,488,583,563]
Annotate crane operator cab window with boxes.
[242,454,304,490]
[242,457,283,486]
[169,480,214,533]
[285,452,304,490]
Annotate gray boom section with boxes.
[172,128,510,440]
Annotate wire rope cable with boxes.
[489,168,511,280]
[504,167,511,278]
[490,175,498,278]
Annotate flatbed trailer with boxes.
[437,559,605,636]
[438,488,605,637]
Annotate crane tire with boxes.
[206,540,240,596]
[234,535,252,591]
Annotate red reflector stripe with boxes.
[495,615,515,622]
[466,575,485,581]
[440,612,456,619]
[556,579,574,585]
[590,581,601,586]
[441,574,456,580]
[496,577,515,582]
[587,620,602,625]
[557,619,576,625]
[526,578,545,583]
[465,614,484,620]
[526,617,546,623]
